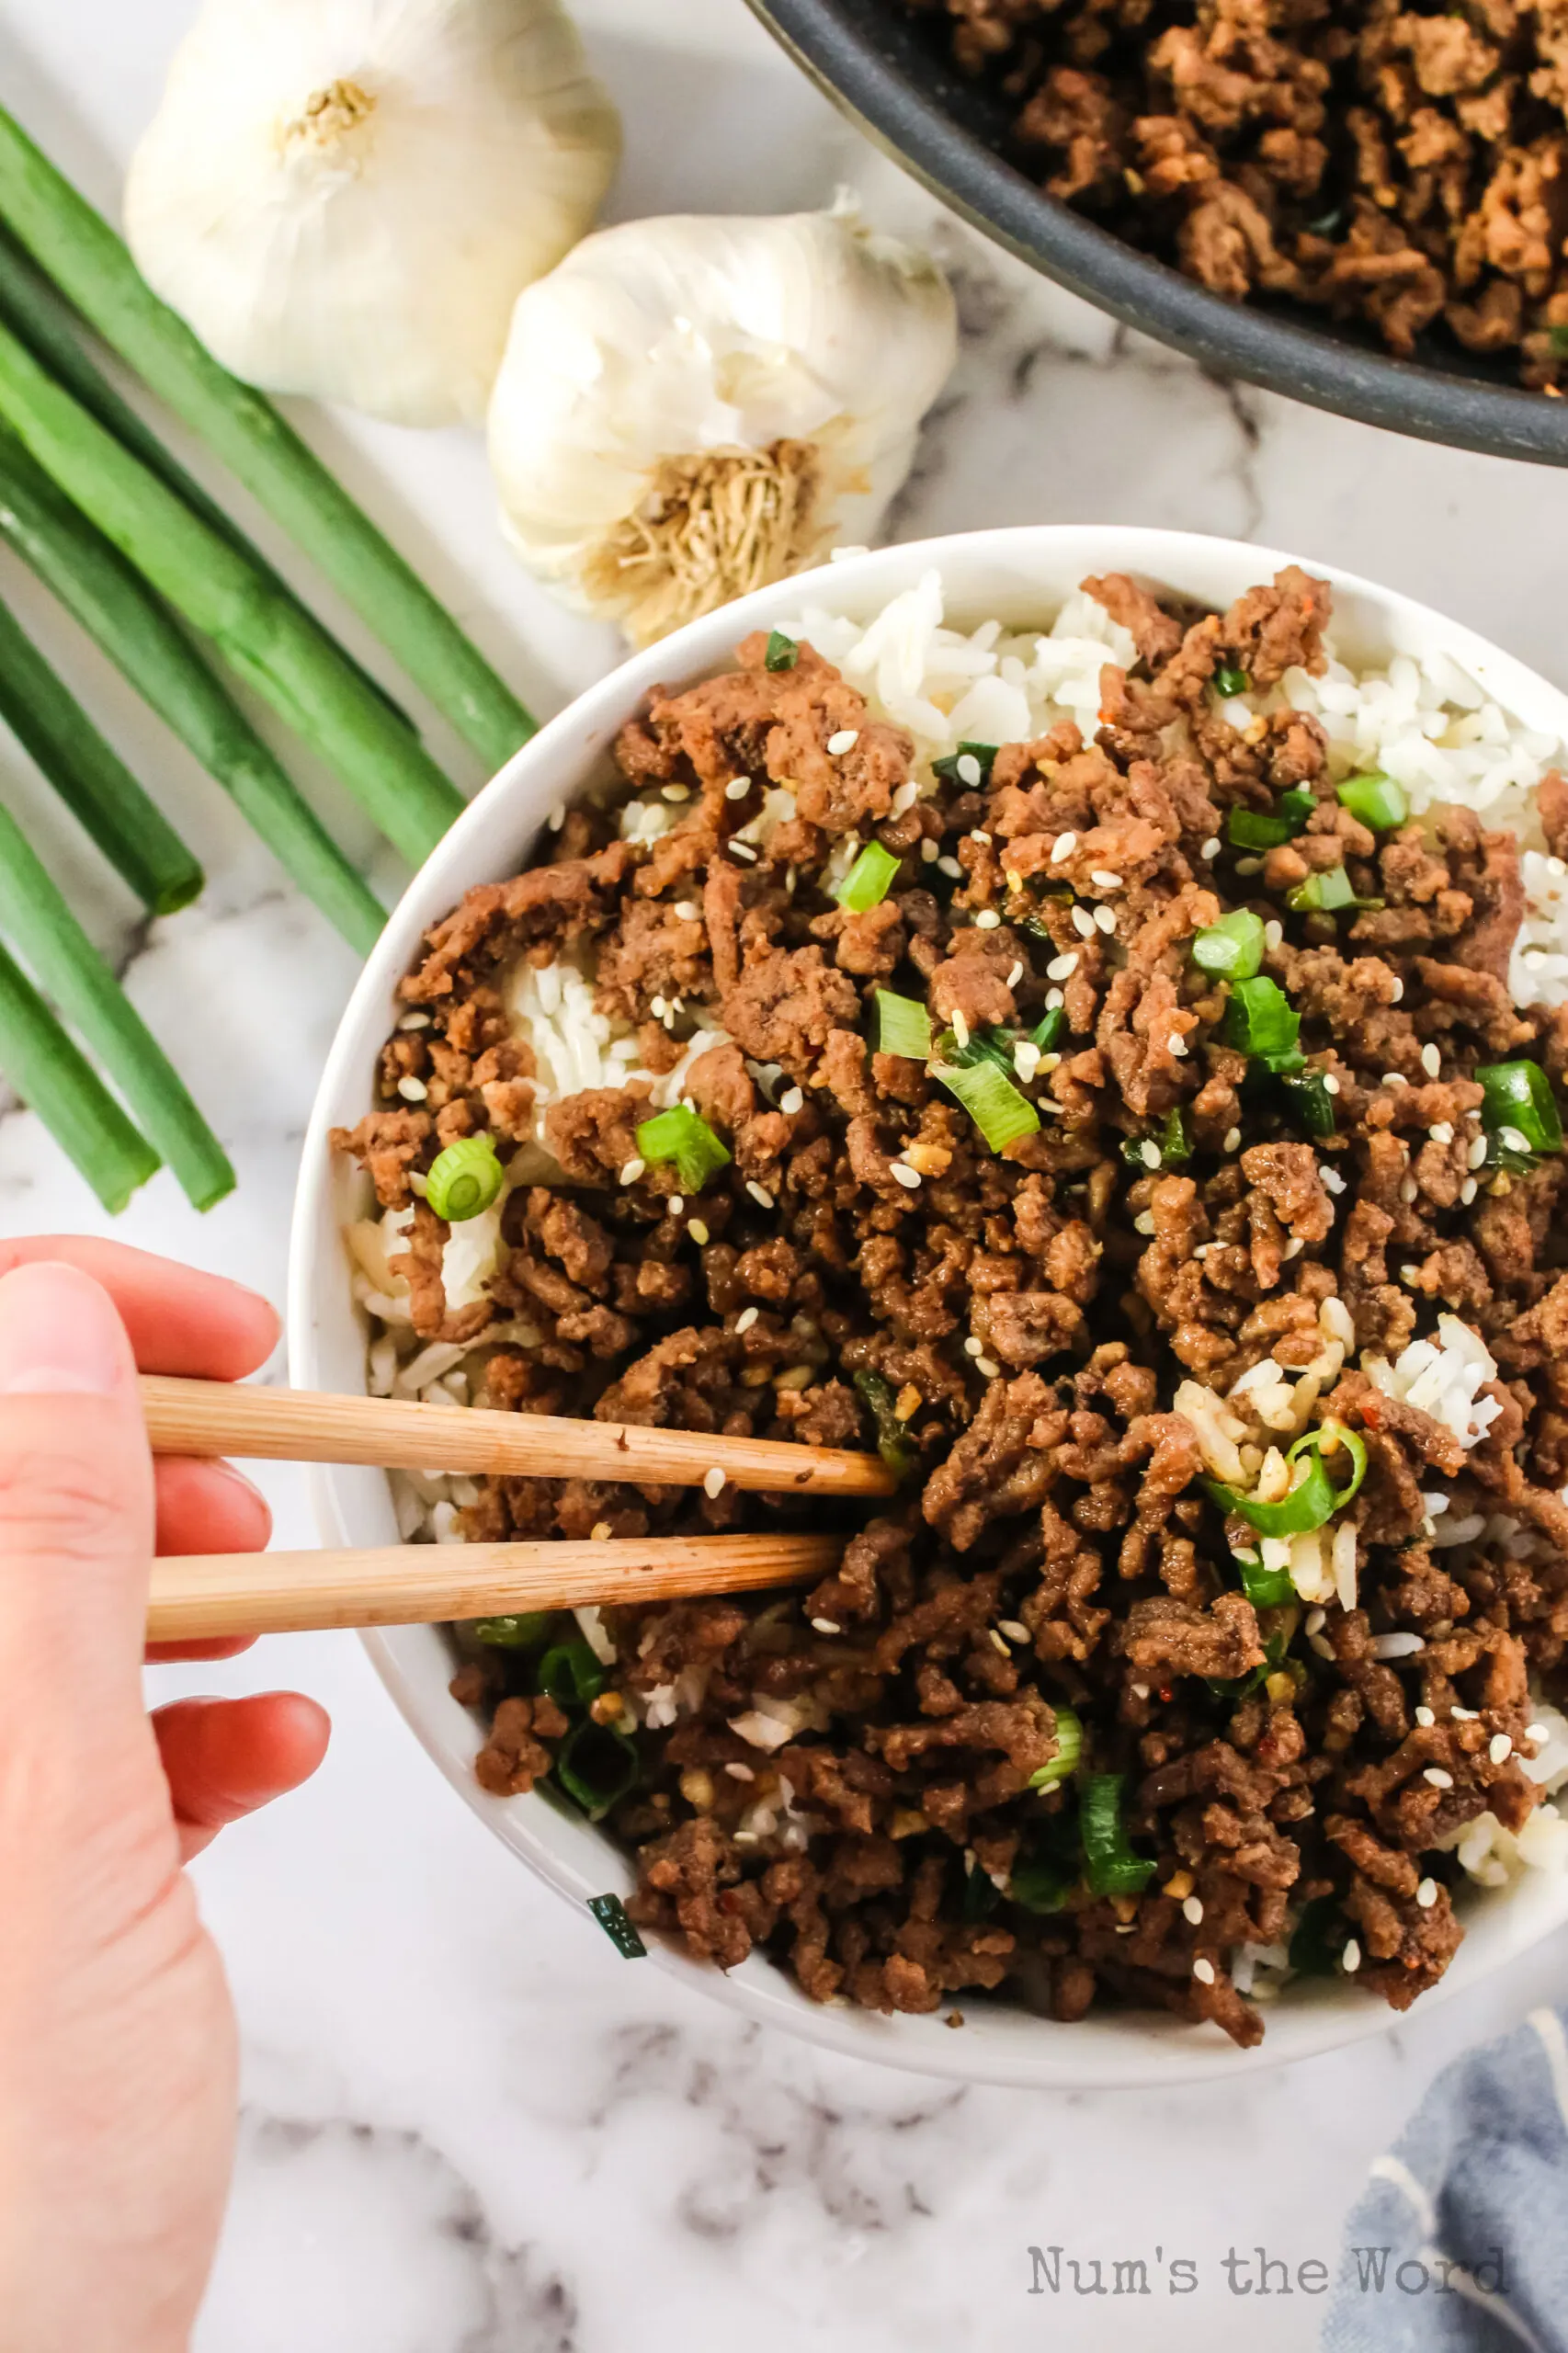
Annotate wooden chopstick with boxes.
[146,1532,842,1642]
[139,1376,897,1497]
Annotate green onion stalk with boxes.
[0,589,200,915]
[1079,1773,1155,1897]
[635,1105,731,1193]
[0,796,233,1208]
[874,988,932,1061]
[0,937,158,1211]
[835,840,901,912]
[0,105,534,770]
[0,428,383,952]
[0,316,465,866]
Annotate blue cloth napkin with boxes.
[1326,2006,1568,2353]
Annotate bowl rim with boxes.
[743,0,1568,470]
[289,523,1568,2090]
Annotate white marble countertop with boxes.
[1,1,1565,2345]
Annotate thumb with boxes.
[0,1261,152,1729]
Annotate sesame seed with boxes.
[963,1336,983,1357]
[826,729,858,756]
[745,1180,774,1209]
[1094,906,1117,934]
[1168,1032,1188,1057]
[1323,1073,1341,1095]
[675,901,699,919]
[1399,1176,1419,1204]
[735,1306,759,1335]
[397,1010,431,1031]
[1131,1683,1151,1699]
[396,1075,428,1103]
[956,753,983,788]
[1046,987,1065,1009]
[937,856,963,880]
[1051,833,1077,863]
[1193,1958,1216,1984]
[971,830,993,846]
[1200,836,1221,859]
[1282,1236,1304,1259]
[1428,1121,1453,1143]
[1006,961,1024,987]
[619,1157,646,1186]
[1498,1123,1531,1155]
[1389,977,1403,1002]
[590,1520,612,1541]
[662,782,690,802]
[1460,1176,1478,1206]
[952,1009,971,1048]
[1047,951,1079,980]
[1014,1041,1041,1080]
[1416,1878,1438,1908]
[1133,1211,1155,1235]
[702,1467,726,1499]
[1264,920,1283,952]
[1222,1126,1242,1153]
[688,1220,710,1245]
[729,840,757,862]
[1071,904,1096,938]
[1006,870,1023,892]
[1141,1141,1162,1169]
[1234,856,1263,876]
[1452,1707,1479,1721]
[1183,1895,1204,1926]
[724,777,751,801]
[1490,1733,1514,1764]
[921,838,938,863]
[1400,1264,1419,1284]
[891,1162,922,1189]
[724,1761,756,1780]
[780,1086,804,1115]
[1091,870,1122,890]
[1321,1165,1346,1194]
[650,996,667,1018]
[1342,1939,1361,1973]
[989,1629,1010,1657]
[548,803,566,831]
[810,1619,841,1637]
[1415,1705,1436,1727]
[975,1358,1002,1379]
[1421,1043,1441,1077]
[998,1620,1030,1643]
[1369,1631,1425,1660]
[1424,1768,1454,1789]
[1467,1133,1489,1169]
[975,908,1002,930]
[892,780,920,814]
[1304,1607,1326,1635]
[667,1196,683,1216]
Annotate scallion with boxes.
[852,1368,917,1480]
[1214,665,1251,698]
[835,840,901,912]
[935,1055,1040,1152]
[555,1718,641,1819]
[1282,1070,1336,1138]
[1477,1060,1562,1156]
[1206,1418,1368,1539]
[1122,1108,1191,1172]
[426,1134,504,1222]
[0,938,158,1211]
[1028,1704,1083,1790]
[874,989,932,1060]
[1287,864,1359,915]
[764,630,798,673]
[1192,907,1264,979]
[1007,1855,1074,1913]
[537,1638,607,1712]
[936,1022,1016,1074]
[469,1612,554,1650]
[1336,770,1407,831]
[1223,974,1301,1065]
[932,740,998,787]
[1080,1773,1155,1897]
[1234,1552,1295,1609]
[635,1105,732,1193]
[1030,1006,1065,1053]
[587,1891,648,1958]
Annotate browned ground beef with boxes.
[883,0,1568,389]
[337,566,1568,2047]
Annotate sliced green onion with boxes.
[1278,788,1316,829]
[1551,324,1568,359]
[1477,1061,1562,1156]
[1030,1006,1065,1052]
[764,630,798,673]
[1122,1108,1191,1172]
[470,1611,554,1650]
[851,1368,917,1480]
[1080,1772,1156,1897]
[556,1718,641,1819]
[1336,770,1407,831]
[1283,1070,1336,1139]
[1226,790,1313,853]
[1028,1703,1083,1790]
[936,1021,1015,1074]
[426,1134,504,1222]
[537,1638,607,1711]
[935,1056,1040,1152]
[835,840,901,912]
[1007,1855,1074,1913]
[1206,1418,1368,1539]
[874,989,933,1060]
[1287,864,1359,914]
[1235,1551,1295,1608]
[932,740,999,787]
[587,1891,648,1958]
[635,1105,732,1194]
[1214,665,1251,698]
[1192,907,1265,979]
[961,1858,1002,1921]
[1223,974,1301,1064]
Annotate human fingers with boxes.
[152,1693,331,1860]
[142,1457,271,1662]
[0,1236,278,1380]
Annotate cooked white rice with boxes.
[347,566,1568,1904]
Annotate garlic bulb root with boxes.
[487,207,957,642]
[125,0,621,429]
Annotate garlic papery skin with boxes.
[485,207,957,644]
[124,0,620,428]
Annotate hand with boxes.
[0,1239,330,2353]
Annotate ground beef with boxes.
[885,0,1568,392]
[339,566,1568,2052]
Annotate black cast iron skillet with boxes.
[745,0,1568,467]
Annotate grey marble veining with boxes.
[0,0,1566,2346]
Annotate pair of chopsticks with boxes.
[142,1377,892,1643]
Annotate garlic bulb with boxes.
[485,206,957,644]
[124,0,620,428]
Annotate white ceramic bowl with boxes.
[290,526,1568,2089]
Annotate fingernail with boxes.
[0,1262,129,1397]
